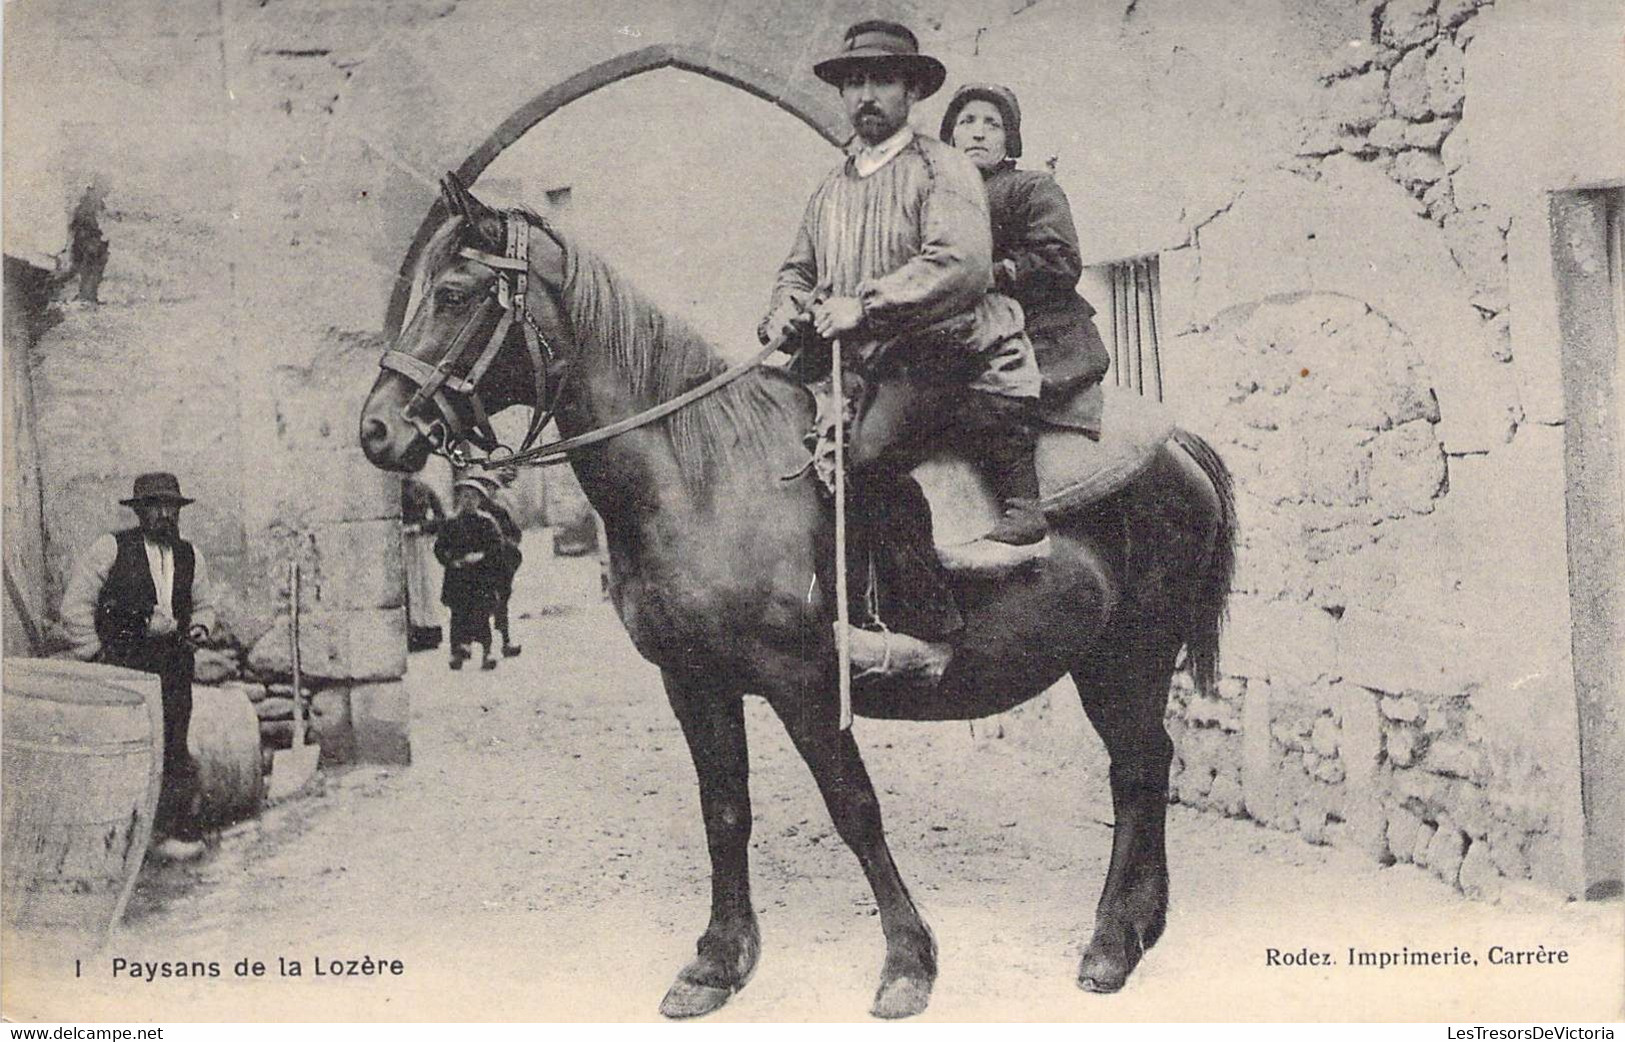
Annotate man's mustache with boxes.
[855,105,883,118]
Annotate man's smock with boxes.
[765,129,1038,399]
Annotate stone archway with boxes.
[383,43,848,334]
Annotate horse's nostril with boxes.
[362,416,389,445]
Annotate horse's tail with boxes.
[1171,427,1238,698]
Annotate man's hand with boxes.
[147,606,177,638]
[812,296,865,339]
[992,258,1018,294]
[761,293,812,346]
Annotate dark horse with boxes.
[360,178,1237,1019]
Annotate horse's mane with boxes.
[546,216,799,488]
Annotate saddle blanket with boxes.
[912,385,1175,549]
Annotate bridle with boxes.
[378,210,558,468]
[378,207,785,472]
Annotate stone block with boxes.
[1394,764,1452,807]
[1311,715,1341,758]
[1380,0,1440,51]
[1422,178,1456,221]
[1385,806,1422,862]
[1425,39,1466,116]
[1486,827,1531,880]
[1366,420,1447,516]
[1387,725,1419,766]
[1321,69,1388,131]
[1313,758,1347,785]
[351,681,411,766]
[1390,150,1446,193]
[1457,838,1502,897]
[1226,596,1338,689]
[1426,819,1469,886]
[1405,117,1456,151]
[1368,118,1408,152]
[1443,210,1508,310]
[1241,675,1276,822]
[311,686,356,767]
[193,647,239,684]
[1412,819,1440,866]
[255,696,294,722]
[1422,739,1485,781]
[1388,46,1432,120]
[314,520,405,610]
[247,607,407,682]
[1336,607,1474,696]
[1437,0,1480,29]
[1447,780,1493,838]
[1209,772,1244,817]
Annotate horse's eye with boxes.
[436,287,466,309]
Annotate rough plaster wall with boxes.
[940,0,1618,897]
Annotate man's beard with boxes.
[854,108,897,144]
[143,519,180,545]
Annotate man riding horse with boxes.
[761,21,1050,675]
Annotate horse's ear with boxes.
[440,174,465,220]
[444,172,503,251]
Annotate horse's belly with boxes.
[855,533,1113,721]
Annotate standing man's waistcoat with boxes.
[95,527,195,649]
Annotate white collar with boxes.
[848,126,914,178]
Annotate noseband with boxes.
[378,211,557,467]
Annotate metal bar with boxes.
[1148,255,1164,402]
[1131,261,1144,394]
[831,339,853,731]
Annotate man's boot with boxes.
[840,623,952,684]
[938,402,1051,574]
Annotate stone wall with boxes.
[947,0,1621,898]
[5,0,1617,895]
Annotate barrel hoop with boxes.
[1,686,148,707]
[3,737,154,756]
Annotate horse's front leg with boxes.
[658,668,760,1019]
[771,692,937,1019]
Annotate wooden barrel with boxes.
[1,658,163,944]
[188,684,265,827]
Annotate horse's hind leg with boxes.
[1071,635,1179,993]
[658,669,761,1019]
[770,693,937,1020]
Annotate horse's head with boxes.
[359,174,570,472]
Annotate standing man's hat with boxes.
[940,83,1024,158]
[120,472,195,507]
[814,21,947,99]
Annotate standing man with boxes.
[60,473,217,862]
[760,20,1045,667]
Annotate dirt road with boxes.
[6,542,1621,1022]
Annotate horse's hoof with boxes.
[503,645,523,657]
[870,974,933,1020]
[1076,929,1144,994]
[1076,967,1127,994]
[659,978,735,1019]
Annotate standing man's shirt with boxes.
[60,532,217,661]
